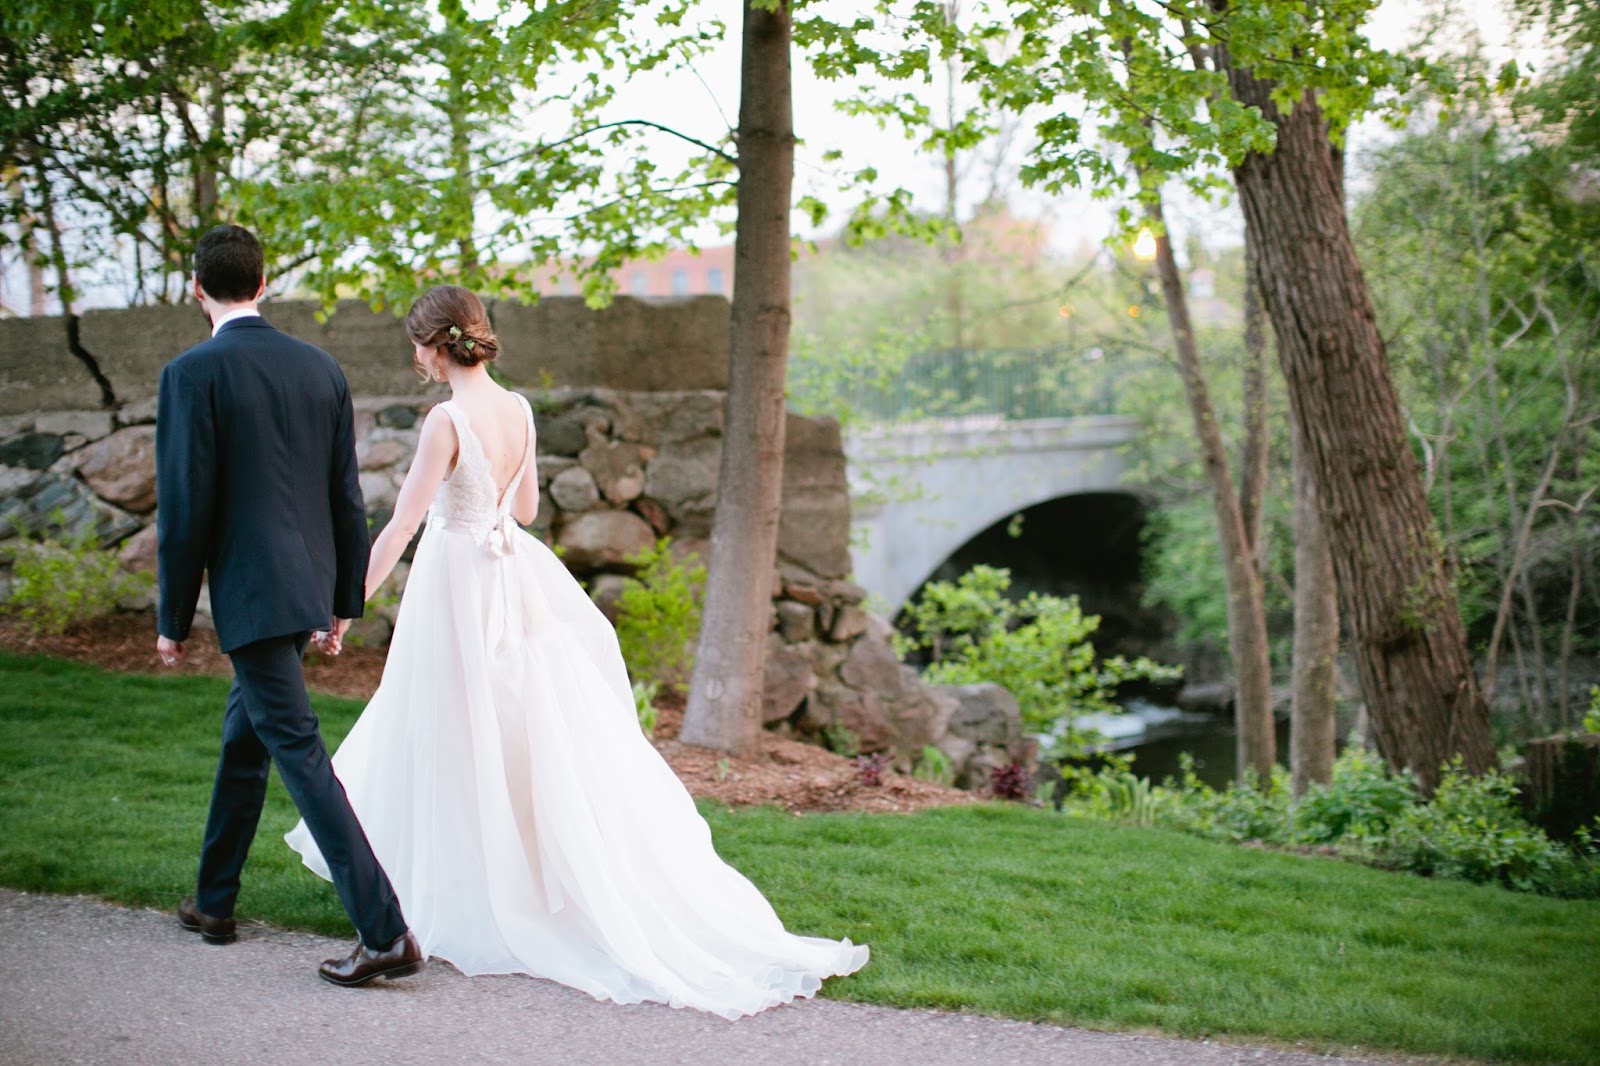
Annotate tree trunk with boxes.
[1290,414,1339,795]
[681,0,794,755]
[1220,66,1494,793]
[1238,241,1270,570]
[1148,193,1276,783]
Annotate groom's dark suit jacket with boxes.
[156,315,368,654]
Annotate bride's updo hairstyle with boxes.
[405,284,500,375]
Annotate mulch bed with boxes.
[1,612,974,815]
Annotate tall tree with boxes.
[840,0,1496,792]
[681,0,795,754]
[1290,415,1339,794]
[1146,190,1275,781]
[1220,63,1494,790]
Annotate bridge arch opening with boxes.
[907,491,1174,660]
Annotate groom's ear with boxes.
[253,277,267,302]
[192,276,206,303]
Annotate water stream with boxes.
[1070,700,1294,790]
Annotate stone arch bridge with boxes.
[844,415,1142,617]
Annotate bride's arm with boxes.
[365,407,457,600]
[509,454,541,527]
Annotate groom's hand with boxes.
[314,617,354,657]
[156,636,186,668]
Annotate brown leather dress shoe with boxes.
[177,898,237,945]
[318,931,425,987]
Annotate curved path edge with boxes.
[1,889,1397,1066]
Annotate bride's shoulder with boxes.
[418,403,461,446]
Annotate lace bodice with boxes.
[428,395,536,540]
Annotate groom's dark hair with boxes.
[195,225,264,303]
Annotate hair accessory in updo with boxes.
[405,284,498,372]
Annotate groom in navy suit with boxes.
[156,224,421,985]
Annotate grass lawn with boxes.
[2,652,1597,1063]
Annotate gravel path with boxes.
[1,889,1393,1066]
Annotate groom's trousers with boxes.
[196,632,407,949]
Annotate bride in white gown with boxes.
[286,285,867,1018]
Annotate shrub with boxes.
[896,564,1180,755]
[613,538,705,691]
[1368,761,1569,892]
[989,761,1031,801]
[1060,750,1600,898]
[1158,761,1295,845]
[820,722,861,758]
[632,679,659,738]
[854,752,891,787]
[1100,770,1161,827]
[912,745,954,786]
[1584,687,1600,735]
[1293,746,1418,845]
[4,523,152,636]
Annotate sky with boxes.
[595,0,1541,258]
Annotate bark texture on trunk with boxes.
[1149,196,1276,783]
[1239,242,1270,570]
[1290,416,1339,796]
[1221,67,1494,792]
[681,0,794,755]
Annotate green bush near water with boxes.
[1078,747,1600,899]
[895,565,1180,755]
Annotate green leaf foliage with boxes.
[612,538,705,692]
[3,524,152,637]
[896,565,1179,752]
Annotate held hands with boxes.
[156,636,186,668]
[312,617,354,657]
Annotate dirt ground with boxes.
[0,613,973,815]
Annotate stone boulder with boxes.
[36,411,113,440]
[762,639,814,724]
[642,436,721,536]
[0,432,64,470]
[118,524,159,573]
[535,455,577,488]
[580,437,645,504]
[73,425,157,513]
[534,414,588,457]
[840,633,908,700]
[357,437,407,472]
[937,683,1028,789]
[836,632,960,757]
[623,392,725,444]
[0,471,141,546]
[777,414,852,581]
[1177,681,1235,715]
[943,683,1024,750]
[588,573,631,623]
[548,466,601,512]
[557,510,656,572]
[774,600,816,643]
[888,684,960,754]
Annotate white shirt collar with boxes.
[211,307,262,337]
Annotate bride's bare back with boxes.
[447,386,533,499]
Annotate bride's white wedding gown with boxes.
[286,396,867,1018]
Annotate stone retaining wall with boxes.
[0,300,1024,783]
[0,296,729,415]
